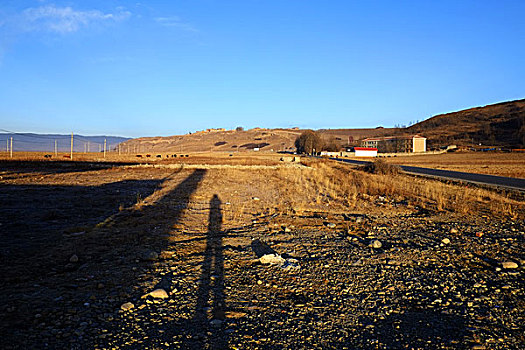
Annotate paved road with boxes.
[330,157,525,191]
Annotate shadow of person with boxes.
[352,308,467,349]
[192,194,228,349]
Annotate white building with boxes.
[354,147,378,157]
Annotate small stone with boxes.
[325,222,336,228]
[260,254,285,265]
[371,240,382,249]
[450,228,458,234]
[282,259,301,271]
[225,311,247,319]
[69,255,79,263]
[120,302,134,311]
[442,238,450,245]
[141,250,158,261]
[501,261,518,269]
[210,319,223,326]
[144,288,169,299]
[257,280,263,285]
[252,197,260,201]
[355,217,363,224]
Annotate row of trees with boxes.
[294,130,341,154]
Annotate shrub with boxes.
[362,159,400,175]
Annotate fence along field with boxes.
[0,132,130,156]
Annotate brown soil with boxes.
[1,158,523,349]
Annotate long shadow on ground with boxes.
[0,179,162,280]
[102,193,231,349]
[0,169,207,348]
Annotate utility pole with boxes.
[104,139,107,158]
[87,141,90,153]
[118,143,121,155]
[70,133,74,160]
[10,137,13,158]
[55,140,57,156]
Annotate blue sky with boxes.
[1,0,524,137]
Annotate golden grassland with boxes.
[385,151,525,178]
[281,159,523,219]
[4,150,524,178]
[1,152,523,220]
[0,151,286,166]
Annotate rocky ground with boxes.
[0,161,523,349]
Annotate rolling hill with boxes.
[405,99,525,148]
[119,126,404,154]
[121,99,525,154]
[11,99,522,155]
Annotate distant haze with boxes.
[0,1,523,137]
[0,133,130,153]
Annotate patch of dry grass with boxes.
[362,159,400,175]
[277,159,524,219]
[387,152,525,178]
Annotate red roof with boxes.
[354,147,378,151]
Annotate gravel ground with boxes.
[0,163,523,349]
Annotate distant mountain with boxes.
[0,133,130,152]
[405,99,525,148]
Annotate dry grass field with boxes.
[0,151,287,166]
[385,152,525,178]
[1,155,523,349]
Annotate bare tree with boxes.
[295,130,323,154]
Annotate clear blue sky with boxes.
[1,0,524,137]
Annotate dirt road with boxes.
[333,158,525,191]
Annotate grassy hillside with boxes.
[406,99,525,148]
[120,126,400,154]
[120,99,525,154]
[121,128,303,154]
